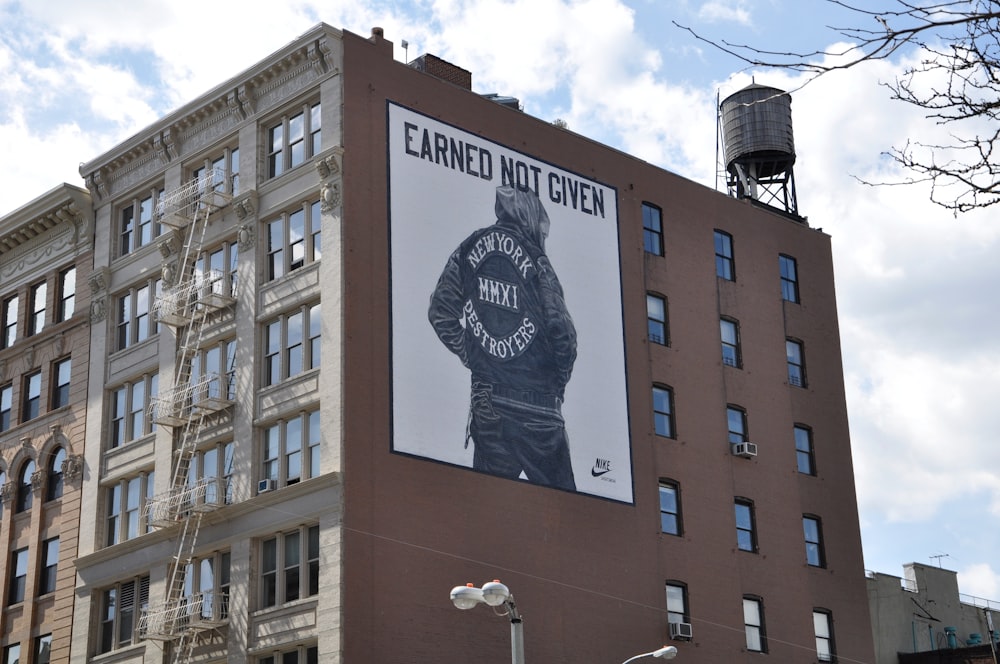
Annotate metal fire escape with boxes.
[138,171,235,662]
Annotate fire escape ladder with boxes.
[139,172,234,658]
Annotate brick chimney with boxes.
[408,54,472,90]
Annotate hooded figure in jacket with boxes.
[428,185,578,490]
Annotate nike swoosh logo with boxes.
[591,467,611,477]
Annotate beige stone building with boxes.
[0,184,93,663]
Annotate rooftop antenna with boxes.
[930,553,950,568]
[401,39,409,63]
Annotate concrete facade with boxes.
[868,563,999,664]
[0,21,876,664]
[0,183,94,663]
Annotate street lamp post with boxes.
[621,645,678,663]
[450,580,524,664]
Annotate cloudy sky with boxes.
[3,0,998,600]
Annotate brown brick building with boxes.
[0,184,93,663]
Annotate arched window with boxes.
[0,469,6,515]
[48,447,66,501]
[17,460,35,512]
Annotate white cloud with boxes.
[958,563,1000,602]
[697,0,752,25]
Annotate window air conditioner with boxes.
[258,479,276,494]
[669,622,693,640]
[732,442,758,458]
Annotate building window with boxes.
[0,383,11,432]
[714,230,734,280]
[109,373,158,448]
[193,241,239,300]
[665,582,688,624]
[779,254,799,303]
[814,610,835,662]
[265,200,322,281]
[735,499,757,552]
[106,471,155,546]
[183,551,231,621]
[115,279,161,350]
[259,524,320,609]
[786,339,806,387]
[57,266,76,322]
[262,409,321,488]
[743,596,767,652]
[22,370,41,422]
[29,280,46,335]
[190,339,236,404]
[795,425,816,475]
[51,357,71,409]
[652,385,674,438]
[642,203,663,255]
[659,481,681,536]
[720,318,741,368]
[804,515,826,567]
[1,295,18,349]
[16,460,34,513]
[98,576,150,654]
[118,190,162,256]
[35,635,51,664]
[259,645,319,664]
[646,293,668,345]
[726,406,747,444]
[39,537,59,595]
[263,304,321,387]
[267,102,322,178]
[3,645,20,664]
[191,146,240,196]
[188,441,234,505]
[47,447,66,501]
[8,547,28,604]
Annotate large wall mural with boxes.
[388,102,633,503]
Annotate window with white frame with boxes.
[258,645,318,664]
[743,596,766,652]
[118,189,163,256]
[22,370,41,422]
[193,241,239,299]
[29,280,46,335]
[57,266,76,322]
[109,373,158,448]
[190,339,236,404]
[1,295,18,349]
[259,524,320,609]
[106,471,155,546]
[263,304,321,387]
[665,582,688,624]
[182,550,231,621]
[188,441,234,505]
[720,318,741,368]
[98,575,149,654]
[8,547,28,604]
[262,409,321,488]
[727,405,747,445]
[191,146,240,197]
[646,293,668,346]
[266,102,321,178]
[115,279,161,350]
[39,537,59,595]
[265,200,322,281]
[813,609,835,662]
[51,357,71,409]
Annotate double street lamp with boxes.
[449,580,678,664]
